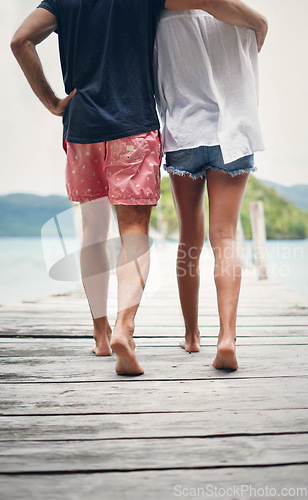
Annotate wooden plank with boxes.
[1,378,308,415]
[8,314,308,331]
[0,300,308,312]
[0,346,307,382]
[0,434,308,473]
[1,465,308,500]
[1,279,307,308]
[1,324,308,338]
[0,336,307,350]
[0,242,307,497]
[0,408,307,441]
[0,312,307,326]
[1,336,308,358]
[133,337,308,346]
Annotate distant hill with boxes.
[0,193,74,237]
[1,178,308,239]
[240,176,308,239]
[151,175,308,240]
[261,181,308,211]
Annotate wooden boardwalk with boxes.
[0,242,308,499]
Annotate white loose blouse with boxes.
[153,9,265,164]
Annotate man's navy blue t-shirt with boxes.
[37,0,165,143]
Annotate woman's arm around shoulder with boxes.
[164,0,268,52]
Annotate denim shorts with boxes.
[164,145,256,179]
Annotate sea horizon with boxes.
[0,236,307,306]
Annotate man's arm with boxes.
[11,8,76,116]
[164,0,268,52]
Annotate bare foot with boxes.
[213,337,238,371]
[180,330,201,353]
[92,322,112,356]
[110,324,144,376]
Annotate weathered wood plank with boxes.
[0,242,307,496]
[0,408,307,441]
[0,345,307,382]
[1,326,308,338]
[0,434,308,473]
[1,336,308,358]
[0,312,307,327]
[2,303,308,315]
[1,378,307,415]
[1,465,308,500]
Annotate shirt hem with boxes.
[163,141,219,154]
[64,124,160,145]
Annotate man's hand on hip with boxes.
[51,89,77,117]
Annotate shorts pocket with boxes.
[111,135,147,164]
[166,149,192,162]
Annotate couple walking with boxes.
[11,0,267,375]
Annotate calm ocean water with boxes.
[0,237,78,305]
[0,237,307,305]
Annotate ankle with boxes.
[185,328,200,339]
[114,318,135,336]
[94,317,110,332]
[218,329,236,343]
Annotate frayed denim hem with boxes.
[205,165,258,177]
[164,163,257,179]
[163,164,207,180]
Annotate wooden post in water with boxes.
[249,201,268,279]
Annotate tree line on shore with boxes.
[151,175,308,240]
[0,176,307,239]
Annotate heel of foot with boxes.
[111,336,144,376]
[214,343,238,370]
[180,341,200,353]
[110,338,129,357]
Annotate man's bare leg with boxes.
[169,174,206,352]
[80,198,112,356]
[206,170,250,370]
[110,205,152,375]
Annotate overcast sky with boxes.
[1,0,307,196]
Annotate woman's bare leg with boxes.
[206,170,249,370]
[80,198,112,356]
[169,174,206,352]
